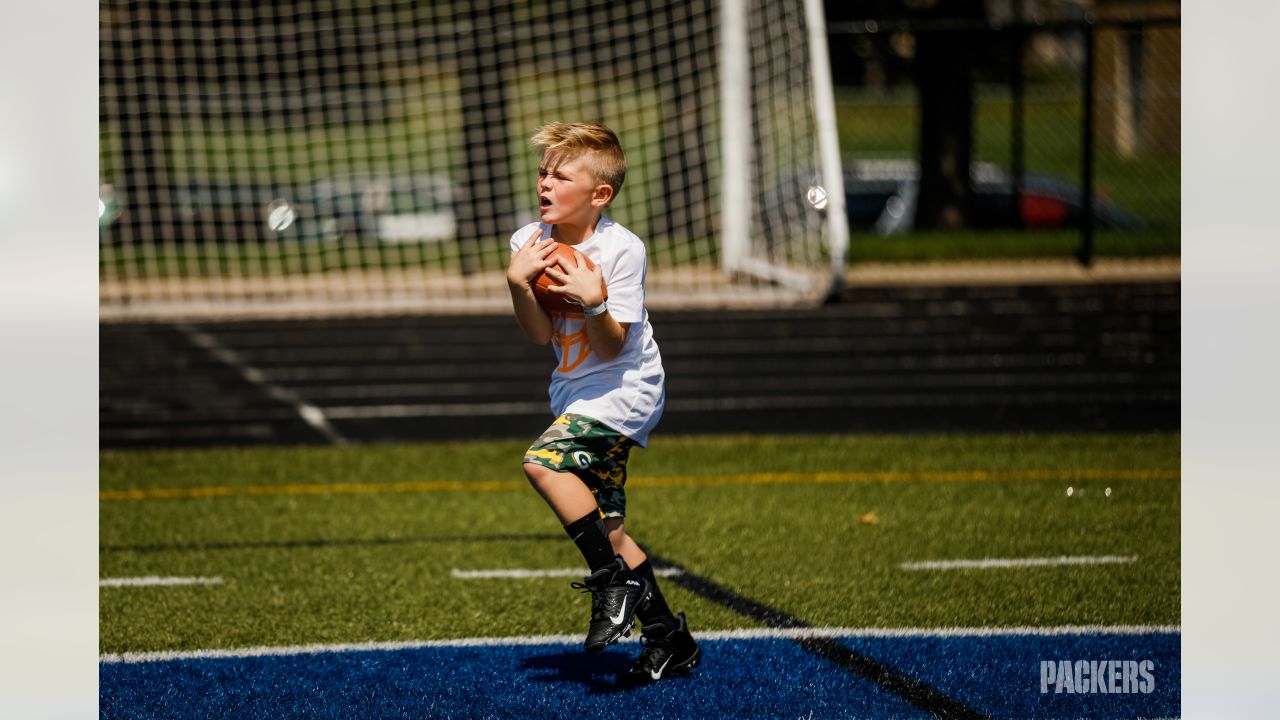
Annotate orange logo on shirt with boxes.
[552,327,592,372]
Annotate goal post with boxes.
[99,0,847,320]
[805,0,850,297]
[719,0,751,282]
[720,0,847,298]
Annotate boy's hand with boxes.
[542,249,606,309]
[507,229,557,287]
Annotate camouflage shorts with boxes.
[523,413,637,518]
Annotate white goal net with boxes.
[99,0,846,320]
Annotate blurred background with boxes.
[97,0,1179,447]
[827,0,1178,260]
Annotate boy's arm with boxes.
[583,314,629,363]
[507,229,556,345]
[541,247,629,362]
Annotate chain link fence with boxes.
[826,0,1179,261]
[98,1,1180,320]
[98,0,842,321]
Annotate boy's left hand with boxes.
[543,250,606,309]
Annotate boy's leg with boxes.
[602,518,677,628]
[523,462,614,571]
[603,518,701,683]
[522,462,600,525]
[521,415,650,652]
[523,413,638,571]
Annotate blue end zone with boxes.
[101,632,1179,719]
[842,632,1180,718]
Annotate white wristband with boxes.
[581,300,608,317]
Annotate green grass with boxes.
[100,433,1180,655]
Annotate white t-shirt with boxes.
[509,217,665,446]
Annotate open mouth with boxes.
[539,196,552,208]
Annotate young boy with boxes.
[505,122,700,683]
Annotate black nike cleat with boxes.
[622,612,701,684]
[571,556,651,654]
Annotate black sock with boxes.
[632,560,678,630]
[564,512,616,572]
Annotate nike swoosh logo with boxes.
[650,656,672,681]
[608,598,629,626]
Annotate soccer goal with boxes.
[99,0,846,320]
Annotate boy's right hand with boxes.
[507,229,557,287]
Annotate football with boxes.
[533,243,608,314]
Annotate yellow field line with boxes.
[99,468,1179,502]
[98,479,522,501]
[640,469,1179,487]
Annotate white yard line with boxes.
[175,323,348,445]
[99,576,225,588]
[100,624,1180,665]
[450,567,685,579]
[899,555,1139,571]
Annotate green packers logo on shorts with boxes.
[523,413,636,517]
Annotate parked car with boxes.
[842,158,1144,234]
[98,181,314,244]
[309,173,455,243]
[170,181,317,243]
[101,173,464,245]
[768,158,1143,237]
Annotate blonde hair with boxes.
[530,122,626,198]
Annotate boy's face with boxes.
[537,153,613,228]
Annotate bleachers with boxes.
[99,281,1179,448]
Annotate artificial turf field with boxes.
[100,433,1180,718]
